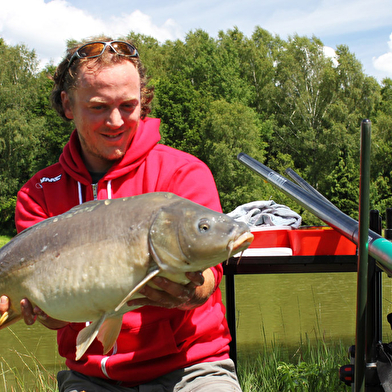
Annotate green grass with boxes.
[237,335,350,391]
[0,332,350,391]
[0,235,11,248]
[0,329,62,392]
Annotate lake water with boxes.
[2,272,392,388]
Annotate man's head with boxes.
[52,36,154,172]
[51,36,154,121]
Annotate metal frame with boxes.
[223,254,358,367]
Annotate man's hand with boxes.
[0,295,69,330]
[127,269,216,310]
[20,298,70,329]
[0,296,9,314]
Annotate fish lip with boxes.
[228,231,254,253]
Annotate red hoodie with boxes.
[15,117,231,386]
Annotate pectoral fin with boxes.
[114,268,160,312]
[76,314,107,361]
[97,315,123,355]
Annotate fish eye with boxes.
[198,219,210,233]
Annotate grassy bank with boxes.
[237,335,349,391]
[0,235,11,248]
[0,329,62,392]
[0,333,350,391]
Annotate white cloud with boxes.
[373,32,392,79]
[0,0,182,67]
[323,46,338,67]
[108,10,182,43]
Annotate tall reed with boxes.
[0,329,61,392]
[237,334,350,392]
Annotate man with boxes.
[1,38,242,391]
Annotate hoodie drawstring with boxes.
[107,180,112,200]
[77,180,112,205]
[77,182,83,205]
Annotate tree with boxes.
[151,75,205,158]
[267,35,338,182]
[241,27,282,114]
[0,40,47,233]
[198,99,267,212]
[324,151,359,219]
[369,78,392,217]
[32,65,74,170]
[0,29,388,231]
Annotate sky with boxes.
[1,0,392,82]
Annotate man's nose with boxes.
[106,108,124,128]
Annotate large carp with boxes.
[0,192,253,360]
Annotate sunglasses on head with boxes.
[67,41,139,69]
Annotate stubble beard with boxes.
[78,132,124,172]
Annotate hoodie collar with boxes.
[59,117,161,185]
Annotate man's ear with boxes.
[61,91,74,120]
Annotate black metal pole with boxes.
[354,119,371,392]
[225,274,237,367]
[366,210,382,387]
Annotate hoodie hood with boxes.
[59,117,161,185]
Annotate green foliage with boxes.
[0,328,62,391]
[0,235,11,248]
[31,66,74,170]
[198,99,266,211]
[0,28,391,233]
[237,337,349,392]
[0,42,73,234]
[151,75,205,157]
[324,152,359,220]
[0,42,45,233]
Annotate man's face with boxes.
[61,60,141,172]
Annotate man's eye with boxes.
[123,103,136,110]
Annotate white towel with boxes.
[227,200,302,229]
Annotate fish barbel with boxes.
[0,192,253,360]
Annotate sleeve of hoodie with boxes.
[15,178,50,233]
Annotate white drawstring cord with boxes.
[78,182,83,205]
[107,180,112,199]
[78,180,112,203]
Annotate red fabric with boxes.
[15,117,231,386]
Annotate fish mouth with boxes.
[227,231,254,256]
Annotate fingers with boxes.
[20,299,69,329]
[20,298,36,325]
[126,271,211,310]
[185,271,205,286]
[141,277,194,308]
[0,296,9,313]
[127,276,197,309]
[148,276,196,301]
[20,299,44,326]
[0,297,37,326]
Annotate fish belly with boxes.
[1,239,150,323]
